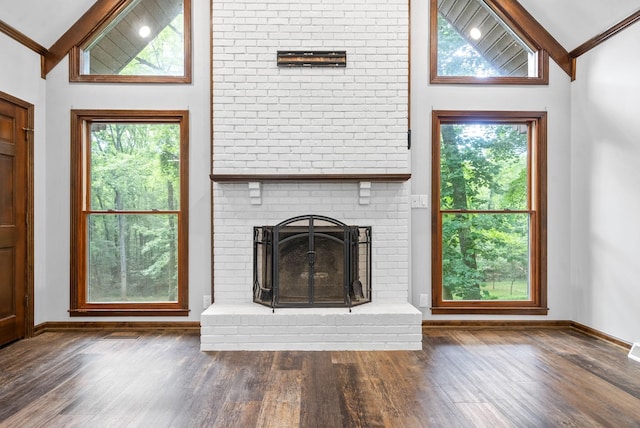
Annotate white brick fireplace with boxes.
[201,0,421,350]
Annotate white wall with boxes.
[0,34,48,325]
[41,0,211,322]
[571,23,640,344]
[410,0,574,321]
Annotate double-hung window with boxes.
[432,111,547,314]
[70,110,189,316]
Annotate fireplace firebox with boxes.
[253,215,371,310]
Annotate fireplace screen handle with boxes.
[307,251,316,266]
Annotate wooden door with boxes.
[0,94,30,346]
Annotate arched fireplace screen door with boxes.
[253,215,371,310]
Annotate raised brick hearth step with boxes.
[201,303,422,351]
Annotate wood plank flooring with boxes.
[1,328,639,427]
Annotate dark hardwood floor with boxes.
[1,328,639,427]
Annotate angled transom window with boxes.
[70,110,189,316]
[430,0,548,84]
[432,111,547,314]
[70,0,191,83]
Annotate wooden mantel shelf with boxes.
[210,173,411,183]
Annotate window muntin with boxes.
[70,0,191,83]
[430,0,548,84]
[71,111,189,316]
[432,111,547,314]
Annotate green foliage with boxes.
[437,14,500,77]
[480,281,528,300]
[119,13,184,76]
[440,124,530,301]
[440,124,527,211]
[87,123,180,302]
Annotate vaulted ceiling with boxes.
[1,0,639,70]
[1,0,96,48]
[517,0,638,52]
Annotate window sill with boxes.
[430,75,549,85]
[69,308,190,317]
[431,306,549,315]
[69,75,192,84]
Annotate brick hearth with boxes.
[201,303,422,351]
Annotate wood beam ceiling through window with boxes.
[483,0,572,77]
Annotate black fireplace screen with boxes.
[253,215,371,310]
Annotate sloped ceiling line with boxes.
[0,19,48,56]
[0,19,48,77]
[569,9,640,59]
[45,0,129,75]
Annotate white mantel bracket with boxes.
[359,181,371,205]
[248,181,262,205]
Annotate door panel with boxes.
[0,152,15,224]
[0,114,13,139]
[0,248,15,317]
[0,97,27,346]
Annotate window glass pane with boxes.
[442,213,530,301]
[440,123,528,211]
[82,0,184,76]
[437,0,536,78]
[87,214,178,303]
[90,123,180,211]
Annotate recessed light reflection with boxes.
[139,25,151,38]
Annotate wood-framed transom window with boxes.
[70,110,189,316]
[70,0,192,83]
[432,111,547,315]
[430,0,548,85]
